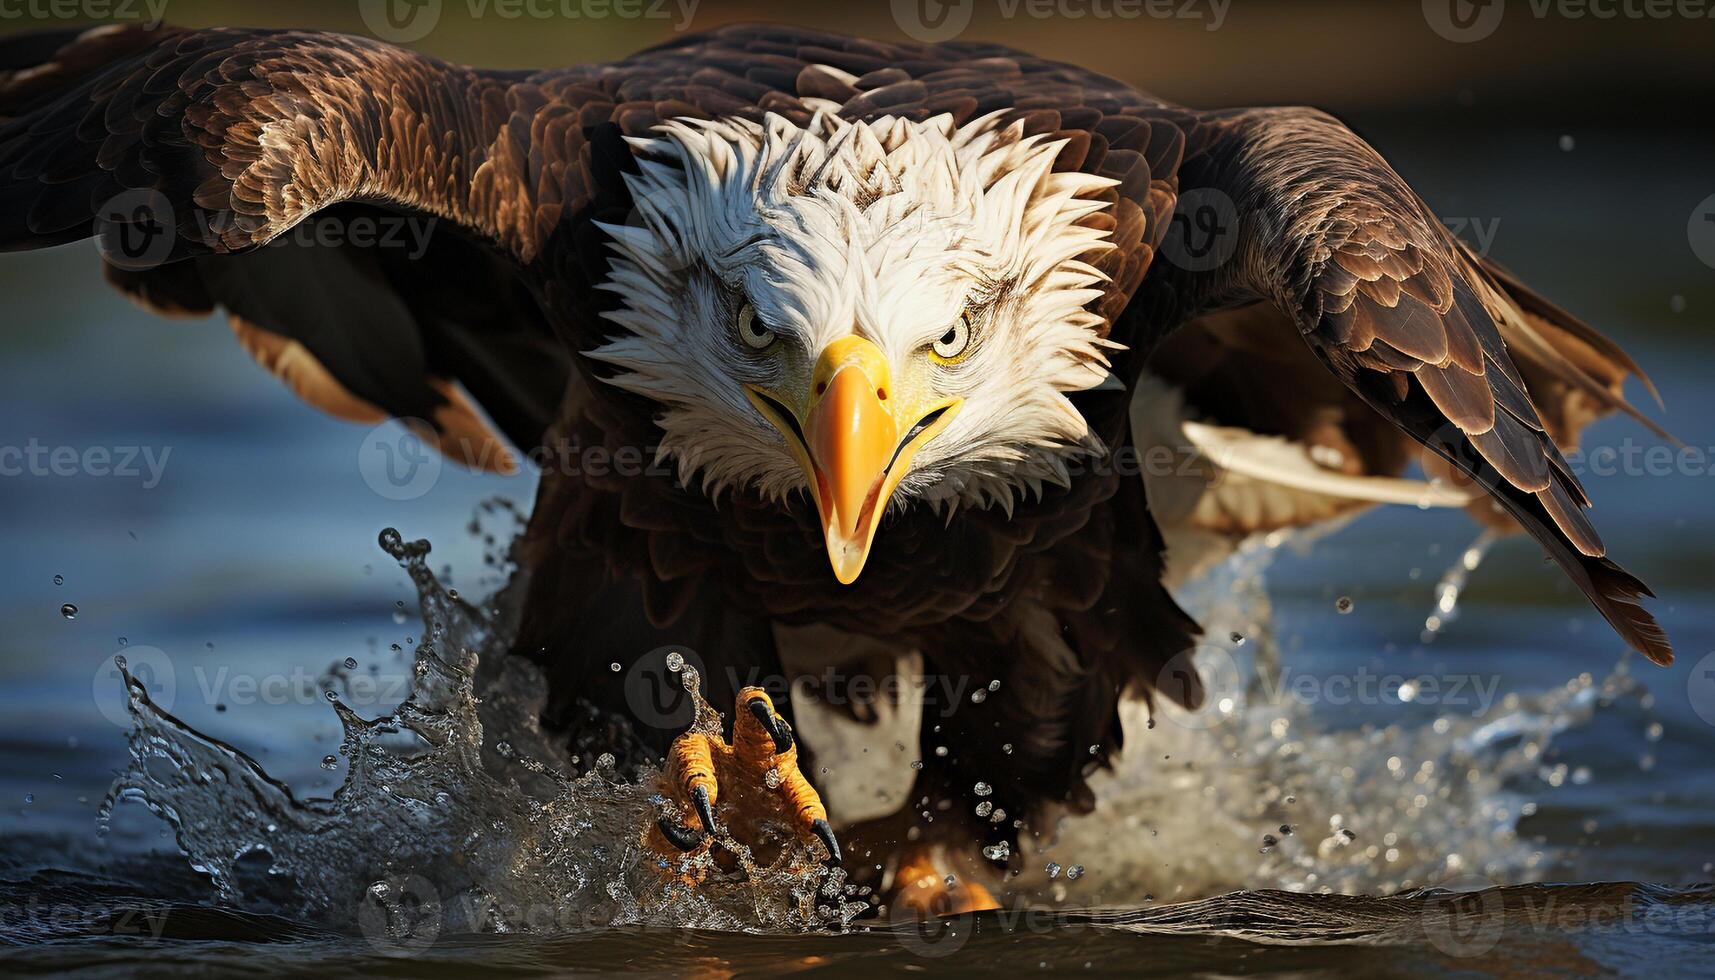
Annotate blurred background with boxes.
[1,0,1712,889]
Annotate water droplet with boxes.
[1558,134,1575,151]
[1065,865,1084,880]
[1045,861,1061,879]
[343,657,358,669]
[321,754,339,770]
[975,801,993,817]
[970,689,987,704]
[764,768,782,789]
[974,781,992,797]
[1001,743,1013,755]
[52,575,64,586]
[665,651,685,672]
[933,745,948,757]
[1335,596,1354,614]
[987,679,1000,692]
[609,662,621,672]
[117,637,128,647]
[1229,631,1245,645]
[59,603,78,620]
[113,654,127,670]
[982,841,1010,862]
[24,793,34,804]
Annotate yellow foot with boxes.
[647,687,841,870]
[888,847,999,921]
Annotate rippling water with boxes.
[3,126,1714,974]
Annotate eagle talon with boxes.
[647,687,839,873]
[657,814,704,852]
[691,783,718,835]
[811,817,842,866]
[746,695,794,753]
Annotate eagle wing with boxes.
[0,24,578,459]
[1135,106,1670,664]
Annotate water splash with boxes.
[99,514,858,938]
[91,511,1646,934]
[1421,529,1501,643]
[1018,535,1645,905]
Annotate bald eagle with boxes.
[0,23,1671,912]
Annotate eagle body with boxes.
[0,22,1672,888]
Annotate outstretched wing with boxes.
[1135,106,1670,663]
[0,25,572,460]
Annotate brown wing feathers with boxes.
[1182,107,1669,663]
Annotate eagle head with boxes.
[591,109,1121,583]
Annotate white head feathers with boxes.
[590,107,1122,514]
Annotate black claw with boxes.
[692,784,718,834]
[747,697,794,753]
[657,815,703,852]
[811,818,842,866]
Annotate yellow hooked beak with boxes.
[745,336,961,584]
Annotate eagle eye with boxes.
[737,302,777,350]
[930,315,972,362]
